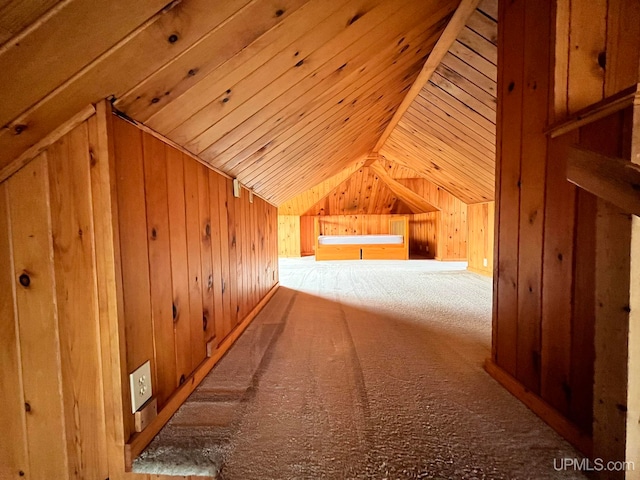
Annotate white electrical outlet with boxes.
[483,258,488,267]
[129,360,152,413]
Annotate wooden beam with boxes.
[369,161,438,213]
[372,0,481,153]
[567,145,640,217]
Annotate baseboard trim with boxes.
[467,266,493,277]
[125,283,280,470]
[484,359,592,456]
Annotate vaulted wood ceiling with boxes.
[380,1,497,204]
[1,0,496,206]
[280,157,440,216]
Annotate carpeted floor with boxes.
[134,258,586,479]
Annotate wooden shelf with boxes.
[546,84,638,138]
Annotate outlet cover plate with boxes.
[129,360,152,413]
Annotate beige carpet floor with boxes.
[134,258,586,479]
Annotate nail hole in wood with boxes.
[208,274,213,290]
[151,97,160,104]
[24,402,31,413]
[168,34,179,44]
[508,81,515,92]
[275,8,284,16]
[179,375,186,385]
[19,273,30,288]
[203,315,208,331]
[295,59,304,67]
[188,68,198,77]
[13,124,27,135]
[172,303,178,321]
[205,223,211,236]
[151,228,157,240]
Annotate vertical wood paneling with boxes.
[183,157,205,371]
[0,108,280,479]
[8,154,69,480]
[142,133,176,408]
[48,123,109,479]
[494,0,524,376]
[198,165,216,345]
[0,182,29,479]
[571,188,596,433]
[567,0,607,113]
[277,215,301,257]
[467,202,494,276]
[493,0,640,454]
[604,0,640,97]
[216,175,232,338]
[113,119,154,375]
[300,215,315,256]
[225,178,239,328]
[207,170,225,346]
[166,147,192,384]
[409,212,438,258]
[88,104,135,479]
[514,0,551,394]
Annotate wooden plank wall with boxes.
[315,214,396,236]
[278,215,301,257]
[0,111,279,480]
[112,115,279,442]
[467,202,494,275]
[303,166,413,216]
[491,0,640,453]
[0,122,108,480]
[408,212,438,258]
[400,178,468,260]
[300,216,315,256]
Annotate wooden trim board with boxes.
[484,359,592,456]
[546,84,638,138]
[0,104,96,183]
[373,0,482,152]
[124,282,280,470]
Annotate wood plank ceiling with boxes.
[0,0,464,205]
[379,0,497,204]
[280,156,440,216]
